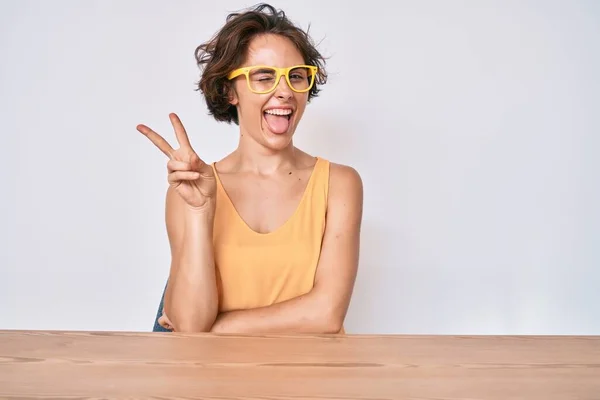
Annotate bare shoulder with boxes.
[325,162,363,226]
[328,162,363,202]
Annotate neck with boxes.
[233,130,297,175]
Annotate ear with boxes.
[226,82,239,106]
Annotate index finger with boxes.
[169,113,192,150]
[136,124,175,158]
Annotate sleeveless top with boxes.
[210,157,329,313]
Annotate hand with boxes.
[137,113,216,212]
[158,311,174,331]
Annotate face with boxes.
[229,33,310,151]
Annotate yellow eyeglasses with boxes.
[227,65,318,94]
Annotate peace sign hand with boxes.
[137,113,216,212]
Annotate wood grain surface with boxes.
[1,330,598,399]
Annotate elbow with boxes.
[314,303,345,334]
[320,316,343,334]
[166,304,218,333]
[175,319,213,333]
[173,313,217,333]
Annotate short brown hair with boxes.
[194,3,328,125]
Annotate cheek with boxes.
[237,94,267,117]
[293,94,308,113]
[295,92,309,104]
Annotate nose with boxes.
[273,75,293,100]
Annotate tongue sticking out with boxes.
[264,113,291,135]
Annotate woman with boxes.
[136,3,363,334]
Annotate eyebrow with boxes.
[252,68,276,74]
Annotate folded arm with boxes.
[209,163,363,334]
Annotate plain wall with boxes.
[1,0,598,334]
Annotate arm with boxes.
[162,187,218,332]
[210,164,363,334]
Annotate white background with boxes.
[1,0,598,334]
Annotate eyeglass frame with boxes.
[227,64,318,94]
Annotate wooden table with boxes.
[1,330,598,399]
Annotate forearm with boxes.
[165,210,218,332]
[211,290,342,334]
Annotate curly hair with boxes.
[194,3,328,125]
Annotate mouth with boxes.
[263,108,294,135]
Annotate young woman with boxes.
[137,3,363,334]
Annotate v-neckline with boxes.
[212,157,321,236]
